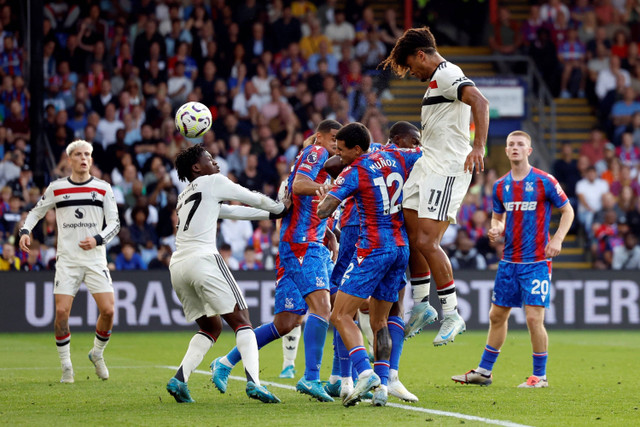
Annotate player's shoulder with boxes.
[89,177,113,188]
[494,172,511,187]
[435,61,464,77]
[531,167,558,183]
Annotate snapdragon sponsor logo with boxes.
[62,222,98,229]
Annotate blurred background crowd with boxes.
[0,0,640,272]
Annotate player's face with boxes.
[336,139,362,165]
[68,148,93,175]
[316,128,339,155]
[196,151,220,176]
[405,51,431,82]
[390,130,421,149]
[505,136,532,162]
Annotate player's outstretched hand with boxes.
[19,234,31,253]
[545,237,562,258]
[464,147,485,174]
[79,236,97,251]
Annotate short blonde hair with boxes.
[506,130,532,145]
[66,140,94,157]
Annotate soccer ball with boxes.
[175,102,212,138]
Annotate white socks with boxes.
[178,332,214,383]
[358,311,375,355]
[236,328,261,386]
[282,325,301,369]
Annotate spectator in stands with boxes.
[576,165,611,234]
[239,246,264,271]
[220,200,254,261]
[596,55,631,102]
[540,0,571,26]
[599,145,620,180]
[133,18,166,72]
[0,35,21,77]
[4,99,29,141]
[611,231,640,268]
[96,103,125,150]
[0,241,19,270]
[522,5,544,48]
[148,244,172,270]
[558,27,587,98]
[594,0,621,26]
[355,29,386,73]
[355,6,378,42]
[580,128,609,166]
[379,8,404,54]
[167,61,193,109]
[115,241,147,270]
[21,240,45,272]
[489,7,523,56]
[450,229,487,270]
[553,142,582,205]
[7,164,35,204]
[591,209,623,269]
[0,149,23,188]
[325,9,355,55]
[594,192,627,226]
[610,164,640,195]
[272,6,302,52]
[619,184,637,213]
[219,242,240,270]
[128,204,158,253]
[611,88,640,141]
[617,131,640,166]
[530,27,561,96]
[308,40,338,75]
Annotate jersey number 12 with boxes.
[373,173,403,215]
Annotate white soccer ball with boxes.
[175,101,212,138]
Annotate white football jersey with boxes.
[420,61,475,176]
[23,177,120,266]
[170,173,284,264]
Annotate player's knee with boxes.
[525,313,543,329]
[99,306,115,320]
[330,310,348,327]
[274,317,300,335]
[489,309,509,326]
[55,306,71,320]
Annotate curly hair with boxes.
[175,143,206,182]
[379,27,438,77]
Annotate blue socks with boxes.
[304,313,329,381]
[478,345,500,372]
[333,328,351,378]
[387,316,404,371]
[226,322,280,366]
[533,352,548,377]
[348,346,371,376]
[374,360,390,386]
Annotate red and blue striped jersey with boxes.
[493,167,569,263]
[281,144,331,243]
[329,147,421,249]
[338,142,384,229]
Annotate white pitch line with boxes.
[167,366,532,427]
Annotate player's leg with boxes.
[519,305,549,388]
[213,311,302,390]
[280,325,301,378]
[331,290,380,406]
[368,297,393,406]
[167,315,221,403]
[403,208,438,338]
[415,217,466,346]
[297,289,333,401]
[387,286,419,402]
[452,262,517,386]
[357,299,374,356]
[88,292,114,380]
[223,306,281,403]
[518,261,550,388]
[54,294,75,383]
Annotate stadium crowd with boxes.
[1,0,640,271]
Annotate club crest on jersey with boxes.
[315,277,325,287]
[335,175,345,185]
[91,191,98,201]
[285,298,294,309]
[525,182,534,192]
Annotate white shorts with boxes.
[403,158,472,224]
[54,263,113,296]
[170,253,247,323]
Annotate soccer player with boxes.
[19,140,120,383]
[317,122,422,406]
[166,144,287,403]
[324,121,421,402]
[381,27,490,345]
[451,131,574,388]
[211,120,341,403]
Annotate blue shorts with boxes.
[274,269,307,315]
[279,241,331,298]
[493,260,552,308]
[340,246,410,303]
[330,225,359,294]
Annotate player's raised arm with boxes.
[213,174,286,215]
[461,85,490,174]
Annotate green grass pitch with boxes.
[1,330,638,426]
